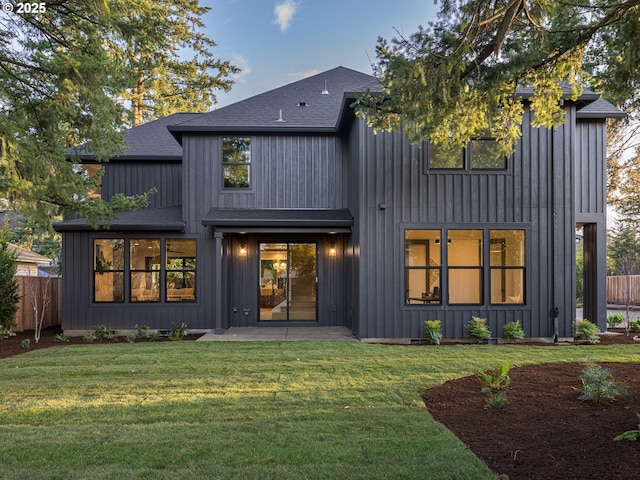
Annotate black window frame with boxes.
[222,136,252,189]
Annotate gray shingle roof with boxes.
[168,67,380,135]
[68,113,200,161]
[576,97,627,119]
[53,206,185,232]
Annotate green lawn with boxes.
[1,341,639,480]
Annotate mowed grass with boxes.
[1,341,639,480]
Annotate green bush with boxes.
[0,324,16,340]
[630,319,640,333]
[466,317,491,343]
[0,241,19,331]
[169,322,187,341]
[607,312,624,329]
[503,320,525,340]
[573,319,600,344]
[424,320,443,345]
[574,364,627,404]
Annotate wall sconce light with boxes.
[329,238,337,257]
[239,240,247,257]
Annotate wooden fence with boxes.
[606,275,640,305]
[12,276,62,332]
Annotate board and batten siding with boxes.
[181,134,348,230]
[351,106,578,340]
[575,120,608,330]
[60,231,211,332]
[102,161,182,209]
[181,133,351,329]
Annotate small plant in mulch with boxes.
[21,338,30,349]
[574,364,627,404]
[0,324,16,340]
[54,333,70,343]
[424,320,443,345]
[127,324,152,343]
[615,412,640,442]
[503,320,525,341]
[84,325,119,343]
[467,317,491,343]
[477,361,511,410]
[607,312,624,329]
[573,319,600,344]
[169,322,188,341]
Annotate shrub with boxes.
[607,312,624,329]
[630,319,640,333]
[21,338,30,349]
[424,320,443,345]
[467,317,491,343]
[614,413,640,442]
[477,361,511,410]
[574,364,627,404]
[92,324,119,341]
[54,333,70,343]
[0,241,19,331]
[0,324,16,340]
[503,320,525,340]
[573,319,600,344]
[169,322,187,341]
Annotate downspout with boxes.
[552,126,560,342]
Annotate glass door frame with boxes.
[258,241,318,323]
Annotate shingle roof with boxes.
[53,206,185,232]
[68,113,200,161]
[576,97,627,119]
[168,67,380,136]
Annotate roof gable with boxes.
[169,67,379,135]
[69,113,199,161]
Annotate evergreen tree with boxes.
[0,236,19,330]
[355,0,639,154]
[0,1,236,228]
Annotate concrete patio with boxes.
[197,326,357,342]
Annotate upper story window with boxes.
[74,164,103,198]
[427,138,507,171]
[222,137,251,188]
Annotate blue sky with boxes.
[202,0,438,108]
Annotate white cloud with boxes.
[274,0,297,32]
[231,54,253,83]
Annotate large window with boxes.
[166,239,196,302]
[490,230,525,304]
[93,238,196,303]
[448,230,483,304]
[130,239,160,302]
[94,239,125,302]
[222,137,251,188]
[404,229,525,306]
[405,230,441,304]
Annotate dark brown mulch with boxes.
[424,354,640,480]
[0,326,202,359]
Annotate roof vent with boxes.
[321,79,329,95]
[275,109,285,122]
[297,101,308,107]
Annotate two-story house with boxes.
[55,66,623,341]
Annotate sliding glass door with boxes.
[259,243,316,321]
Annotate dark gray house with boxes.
[55,66,623,341]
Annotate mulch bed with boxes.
[0,326,202,359]
[424,331,640,480]
[3,327,640,479]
